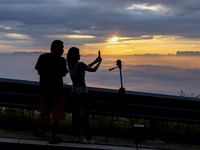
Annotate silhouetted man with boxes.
[35,40,68,144]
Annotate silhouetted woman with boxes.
[66,47,102,143]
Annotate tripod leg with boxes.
[105,116,114,143]
[130,118,138,150]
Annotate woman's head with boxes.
[67,47,80,68]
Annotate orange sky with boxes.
[79,36,200,55]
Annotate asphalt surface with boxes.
[0,128,200,150]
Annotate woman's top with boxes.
[69,62,89,94]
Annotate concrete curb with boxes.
[0,137,157,150]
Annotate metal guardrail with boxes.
[0,78,200,124]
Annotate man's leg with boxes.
[50,119,59,141]
[40,121,47,135]
[35,96,50,137]
[49,95,65,143]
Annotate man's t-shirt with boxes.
[69,62,89,94]
[35,53,67,96]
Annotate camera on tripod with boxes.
[107,59,138,150]
[109,59,122,71]
[109,59,125,94]
[116,60,122,69]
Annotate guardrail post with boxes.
[148,119,156,140]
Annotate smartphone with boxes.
[98,51,100,57]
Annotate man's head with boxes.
[50,40,64,56]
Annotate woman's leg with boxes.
[82,109,92,140]
[72,111,81,138]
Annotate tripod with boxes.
[106,60,138,150]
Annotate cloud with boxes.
[118,65,200,95]
[85,63,200,96]
[1,52,200,96]
[0,0,200,53]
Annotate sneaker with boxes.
[33,130,46,138]
[82,137,95,144]
[73,136,81,143]
[89,139,95,144]
[82,137,89,143]
[49,137,62,144]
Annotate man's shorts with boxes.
[39,95,66,122]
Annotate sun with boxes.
[107,36,131,43]
[108,37,119,43]
[110,37,118,42]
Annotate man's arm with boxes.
[35,55,42,75]
[61,58,68,76]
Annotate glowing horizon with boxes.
[1,34,200,55]
[81,35,200,55]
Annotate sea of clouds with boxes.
[0,52,200,96]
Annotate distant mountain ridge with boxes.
[176,51,200,56]
[1,51,200,56]
[0,52,44,55]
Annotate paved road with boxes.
[0,129,200,150]
[0,137,163,150]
